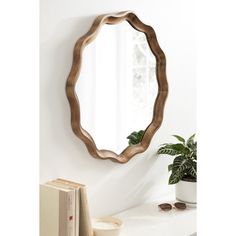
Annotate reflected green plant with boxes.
[127,130,145,145]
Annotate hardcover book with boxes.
[40,179,93,236]
[40,184,75,236]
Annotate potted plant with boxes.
[157,134,197,205]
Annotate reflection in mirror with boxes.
[76,21,158,154]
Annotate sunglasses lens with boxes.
[174,202,186,210]
[158,203,172,211]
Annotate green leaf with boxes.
[157,146,181,156]
[157,143,192,158]
[168,156,193,184]
[127,130,145,145]
[168,164,173,172]
[127,131,138,139]
[188,134,196,142]
[158,143,173,147]
[187,134,196,147]
[190,145,197,160]
[173,135,185,143]
[170,143,186,151]
[189,166,197,178]
[188,140,197,160]
[172,156,192,173]
[169,170,185,184]
[187,161,197,178]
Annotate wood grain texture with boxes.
[66,11,168,163]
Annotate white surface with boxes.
[40,0,196,216]
[115,199,196,236]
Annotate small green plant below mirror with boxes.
[127,130,144,145]
[157,134,197,184]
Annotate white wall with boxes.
[40,0,196,216]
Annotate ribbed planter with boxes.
[176,179,197,205]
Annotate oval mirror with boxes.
[66,11,168,163]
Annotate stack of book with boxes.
[40,178,93,236]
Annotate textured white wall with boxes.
[40,0,196,216]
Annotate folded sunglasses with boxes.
[158,202,187,211]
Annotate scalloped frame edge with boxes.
[66,11,168,163]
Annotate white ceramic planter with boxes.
[176,180,197,205]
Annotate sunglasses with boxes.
[158,202,187,211]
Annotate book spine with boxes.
[59,191,67,236]
[41,185,61,236]
[80,187,93,236]
[75,189,80,236]
[67,190,75,236]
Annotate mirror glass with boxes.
[76,21,158,154]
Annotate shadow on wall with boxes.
[89,151,173,216]
[40,16,96,144]
[40,16,172,216]
[40,16,99,176]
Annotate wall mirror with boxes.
[66,11,168,163]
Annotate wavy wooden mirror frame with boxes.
[66,11,168,163]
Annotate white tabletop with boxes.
[114,198,196,236]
